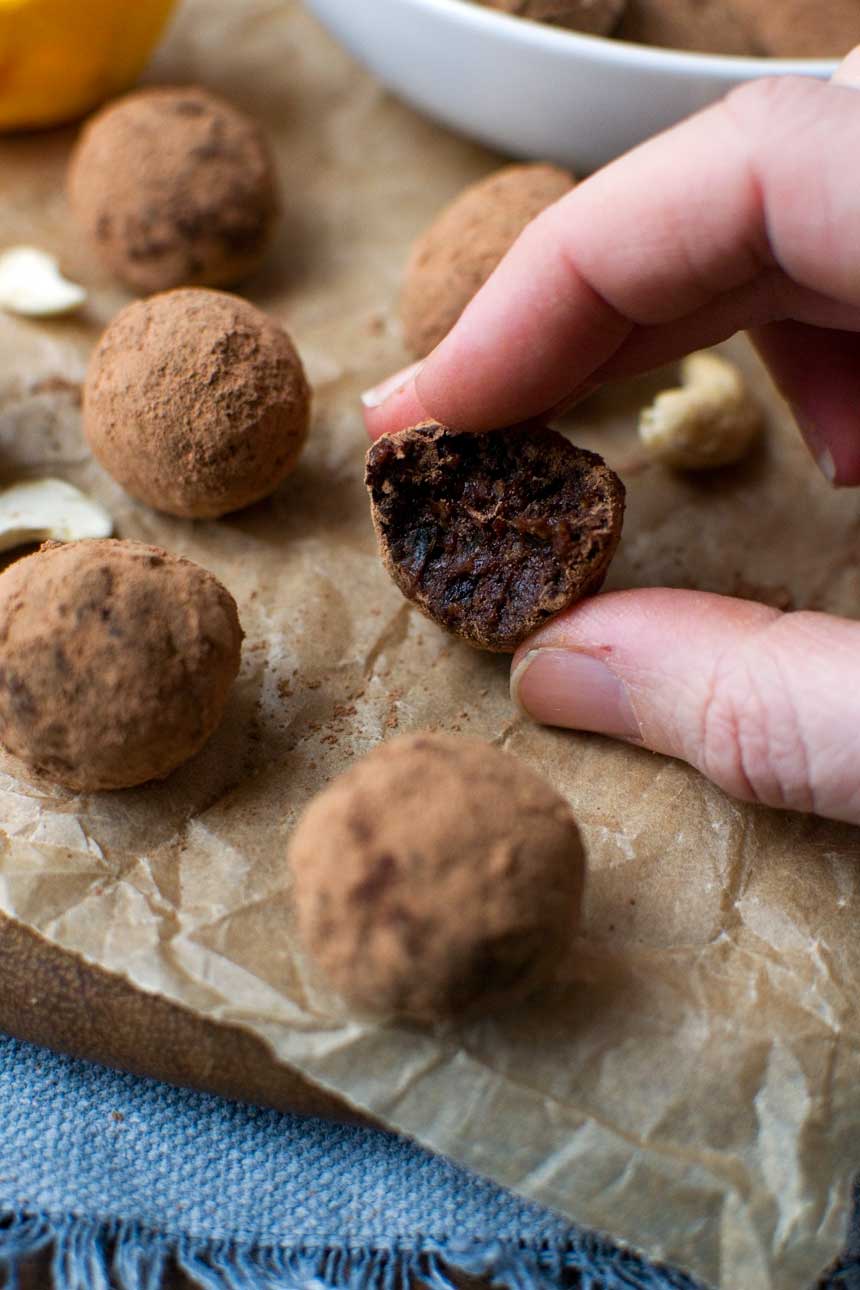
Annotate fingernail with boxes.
[794,412,837,485]
[511,648,641,739]
[361,361,423,409]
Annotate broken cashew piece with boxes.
[0,479,113,551]
[639,351,762,470]
[0,247,86,318]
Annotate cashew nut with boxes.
[0,247,86,318]
[0,479,112,551]
[639,351,762,470]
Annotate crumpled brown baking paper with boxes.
[0,2,859,1287]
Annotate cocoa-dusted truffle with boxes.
[481,0,625,33]
[400,163,574,359]
[84,288,311,519]
[68,86,279,294]
[366,422,625,653]
[724,0,860,57]
[616,0,760,53]
[0,539,243,792]
[289,733,585,1022]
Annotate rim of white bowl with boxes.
[394,0,839,78]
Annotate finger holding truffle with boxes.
[0,538,243,792]
[68,85,279,294]
[366,421,624,652]
[83,288,311,519]
[289,732,586,1023]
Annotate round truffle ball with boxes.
[616,0,759,54]
[483,0,625,35]
[0,539,243,792]
[83,288,311,519]
[723,0,860,56]
[289,733,585,1021]
[68,85,279,293]
[400,163,574,359]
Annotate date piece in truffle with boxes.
[616,0,761,53]
[0,539,243,792]
[84,288,311,519]
[68,85,279,294]
[366,421,625,652]
[289,732,585,1022]
[400,163,574,359]
[482,0,626,33]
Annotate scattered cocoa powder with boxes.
[289,732,586,1021]
[83,288,311,519]
[68,86,279,294]
[400,163,574,359]
[0,539,242,792]
[366,421,625,652]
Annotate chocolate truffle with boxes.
[616,0,760,53]
[400,163,574,359]
[0,539,243,792]
[724,0,860,56]
[68,85,279,293]
[366,421,625,652]
[289,733,585,1021]
[83,288,311,519]
[482,0,625,33]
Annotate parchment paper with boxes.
[1,3,859,1287]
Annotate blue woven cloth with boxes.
[0,1034,853,1290]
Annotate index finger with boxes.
[364,73,860,438]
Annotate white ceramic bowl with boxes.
[302,0,836,172]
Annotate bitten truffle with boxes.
[0,539,243,792]
[84,288,311,519]
[400,163,574,359]
[68,85,279,293]
[289,733,585,1021]
[366,421,625,652]
[481,0,625,34]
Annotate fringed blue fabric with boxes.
[0,1213,710,1290]
[1,1208,857,1289]
[1,1039,855,1290]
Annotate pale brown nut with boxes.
[289,732,586,1022]
[400,163,574,360]
[0,538,243,792]
[83,288,311,519]
[639,351,762,470]
[616,0,761,54]
[481,0,626,34]
[366,421,625,653]
[68,85,279,294]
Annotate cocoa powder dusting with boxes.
[68,85,279,294]
[83,288,311,519]
[289,733,586,1022]
[482,0,625,33]
[0,539,243,792]
[400,163,574,359]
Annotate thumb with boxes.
[511,589,860,825]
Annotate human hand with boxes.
[362,53,860,825]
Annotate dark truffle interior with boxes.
[366,422,625,652]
